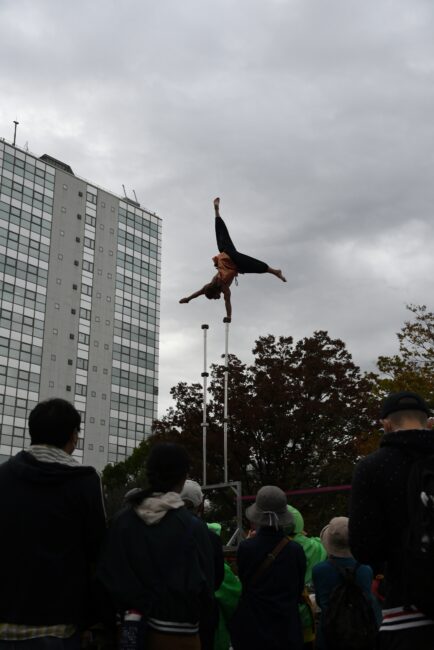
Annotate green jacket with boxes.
[207,523,241,650]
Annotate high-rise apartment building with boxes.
[0,139,161,470]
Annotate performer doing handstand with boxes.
[179,198,286,322]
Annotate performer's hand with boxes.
[179,297,189,304]
[223,316,231,323]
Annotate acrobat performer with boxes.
[179,198,286,322]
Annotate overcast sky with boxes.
[1,0,434,415]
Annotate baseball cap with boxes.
[380,391,431,419]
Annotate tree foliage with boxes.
[376,304,434,405]
[152,331,377,498]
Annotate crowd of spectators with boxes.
[0,390,433,650]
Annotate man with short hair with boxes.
[0,398,106,650]
[349,391,434,649]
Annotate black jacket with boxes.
[97,505,215,625]
[230,528,306,650]
[0,450,106,626]
[349,428,434,607]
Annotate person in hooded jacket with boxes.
[97,443,214,650]
[284,505,327,648]
[349,391,434,650]
[0,398,106,650]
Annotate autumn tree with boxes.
[376,304,434,404]
[152,331,378,499]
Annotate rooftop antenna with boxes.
[24,141,29,152]
[132,189,138,203]
[13,120,19,146]
[122,184,128,199]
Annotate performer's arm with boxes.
[179,285,208,303]
[222,286,232,322]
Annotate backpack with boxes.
[403,454,434,617]
[323,561,378,650]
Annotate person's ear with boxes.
[380,418,393,433]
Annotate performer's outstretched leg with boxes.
[214,197,237,256]
[213,197,286,281]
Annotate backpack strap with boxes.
[250,536,290,586]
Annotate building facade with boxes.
[0,140,161,470]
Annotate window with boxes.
[77,214,82,220]
[66,385,71,392]
[78,191,83,197]
[84,237,95,249]
[76,236,80,242]
[78,333,89,345]
[74,260,79,267]
[97,269,102,276]
[55,303,60,309]
[53,328,58,335]
[80,307,91,320]
[49,380,54,388]
[103,368,108,374]
[88,443,94,450]
[101,202,105,208]
[51,354,56,361]
[73,284,78,290]
[83,260,94,273]
[56,278,62,285]
[100,419,105,425]
[90,417,95,423]
[92,365,97,372]
[91,390,96,397]
[107,273,112,279]
[75,384,87,396]
[68,359,73,366]
[60,230,65,236]
[71,308,76,315]
[95,316,100,323]
[63,184,68,190]
[106,296,111,302]
[77,358,88,370]
[61,207,66,213]
[99,445,104,452]
[82,285,92,297]
[98,246,103,252]
[69,333,75,340]
[58,253,63,260]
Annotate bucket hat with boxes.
[246,485,293,529]
[320,516,352,558]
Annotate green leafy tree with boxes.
[151,331,378,531]
[376,304,434,404]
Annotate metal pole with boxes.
[201,324,209,486]
[13,121,19,146]
[223,321,230,483]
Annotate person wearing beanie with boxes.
[312,516,379,650]
[229,486,306,650]
[180,480,224,650]
[349,391,434,649]
[97,443,215,650]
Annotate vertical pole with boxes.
[223,321,230,483]
[201,324,209,486]
[13,121,19,147]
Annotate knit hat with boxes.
[320,516,352,558]
[180,479,204,508]
[246,486,293,529]
[380,391,431,419]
